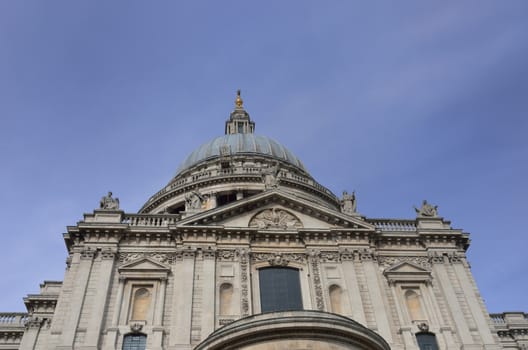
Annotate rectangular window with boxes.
[122,334,146,350]
[259,267,302,313]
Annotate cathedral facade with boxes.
[0,93,526,350]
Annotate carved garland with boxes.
[308,250,325,311]
[238,249,250,316]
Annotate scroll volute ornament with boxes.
[249,208,302,230]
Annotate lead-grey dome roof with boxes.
[175,134,307,175]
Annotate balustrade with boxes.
[0,313,28,326]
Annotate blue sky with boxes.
[0,1,526,313]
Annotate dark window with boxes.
[416,332,439,350]
[217,192,237,206]
[122,334,146,350]
[259,267,302,313]
[238,122,244,133]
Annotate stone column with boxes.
[83,249,116,350]
[361,253,393,343]
[19,318,42,350]
[200,249,216,341]
[102,276,125,350]
[57,248,95,350]
[340,251,366,325]
[151,278,167,350]
[169,250,195,350]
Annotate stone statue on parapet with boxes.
[261,162,280,189]
[185,190,204,211]
[414,200,438,218]
[100,191,120,210]
[341,191,357,215]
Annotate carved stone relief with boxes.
[218,249,236,261]
[249,208,303,230]
[378,256,431,270]
[251,252,305,265]
[118,252,178,265]
[238,249,250,316]
[308,250,325,311]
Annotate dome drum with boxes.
[140,156,339,214]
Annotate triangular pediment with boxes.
[383,261,432,285]
[118,257,170,272]
[176,189,375,231]
[385,261,429,274]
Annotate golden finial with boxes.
[235,89,243,108]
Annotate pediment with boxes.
[118,257,170,272]
[176,189,375,231]
[383,261,432,285]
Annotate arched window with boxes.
[329,285,343,314]
[219,283,234,315]
[416,332,439,350]
[405,289,424,321]
[131,287,151,321]
[259,267,302,313]
[122,334,146,350]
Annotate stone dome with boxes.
[139,91,340,214]
[175,133,307,176]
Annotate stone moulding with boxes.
[194,310,391,350]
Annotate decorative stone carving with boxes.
[268,253,289,266]
[130,322,143,333]
[218,249,236,261]
[119,252,177,265]
[307,250,325,311]
[359,249,376,262]
[378,256,431,270]
[99,191,119,210]
[249,208,302,230]
[320,251,339,263]
[185,190,205,211]
[428,252,445,264]
[100,249,116,260]
[219,144,231,157]
[252,253,305,265]
[417,322,429,332]
[340,190,357,215]
[339,249,355,261]
[261,162,280,189]
[203,247,216,259]
[219,318,235,326]
[25,317,43,329]
[448,254,463,264]
[80,248,95,260]
[414,200,438,218]
[238,249,250,316]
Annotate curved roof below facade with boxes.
[175,134,307,175]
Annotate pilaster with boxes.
[56,247,95,350]
[169,249,196,349]
[82,249,116,350]
[102,276,125,350]
[361,252,393,343]
[340,251,366,325]
[200,249,216,341]
[431,255,474,346]
[19,318,43,350]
